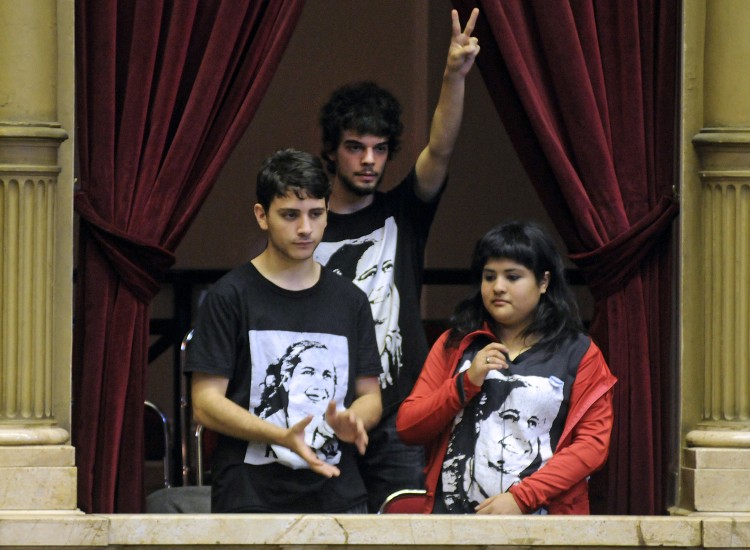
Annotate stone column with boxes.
[0,0,76,510]
[679,0,750,514]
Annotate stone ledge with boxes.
[1,513,748,548]
[108,514,705,548]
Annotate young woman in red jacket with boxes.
[397,221,616,514]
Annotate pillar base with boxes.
[679,446,750,512]
[0,423,69,445]
[0,446,77,511]
[686,422,750,447]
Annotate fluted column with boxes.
[0,0,76,510]
[678,0,750,514]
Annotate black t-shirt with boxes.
[185,263,381,512]
[315,169,442,415]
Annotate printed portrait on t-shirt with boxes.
[244,330,349,470]
[441,371,565,513]
[314,218,401,390]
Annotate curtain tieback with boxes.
[570,196,679,301]
[75,191,175,302]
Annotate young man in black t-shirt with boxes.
[187,149,382,513]
[314,8,480,512]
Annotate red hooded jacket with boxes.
[396,326,616,514]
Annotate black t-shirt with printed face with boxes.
[439,334,590,513]
[315,169,442,415]
[185,263,381,513]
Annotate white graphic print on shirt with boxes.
[244,330,349,469]
[314,218,401,390]
[442,369,564,512]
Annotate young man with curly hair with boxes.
[313,8,481,512]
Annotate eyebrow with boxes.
[277,207,326,213]
[343,139,389,147]
[483,266,524,274]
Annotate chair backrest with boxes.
[194,424,218,486]
[144,400,172,488]
[179,329,194,486]
[180,328,218,487]
[377,489,428,514]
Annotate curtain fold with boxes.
[73,0,306,513]
[452,0,678,514]
[570,196,678,301]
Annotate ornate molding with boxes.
[0,122,69,443]
[0,123,68,175]
[0,425,69,445]
[688,127,750,438]
[692,127,750,175]
[687,422,750,448]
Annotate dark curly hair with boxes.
[319,81,403,174]
[446,221,583,351]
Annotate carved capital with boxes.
[692,127,750,179]
[0,123,68,176]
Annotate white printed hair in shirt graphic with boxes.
[245,330,349,469]
[314,218,401,389]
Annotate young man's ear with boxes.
[254,203,268,230]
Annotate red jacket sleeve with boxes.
[397,331,483,445]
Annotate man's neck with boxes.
[251,250,321,291]
[328,180,376,214]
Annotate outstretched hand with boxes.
[446,8,480,77]
[281,415,341,478]
[325,400,368,455]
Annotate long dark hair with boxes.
[446,221,583,351]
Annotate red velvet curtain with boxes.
[451,0,679,514]
[73,0,305,513]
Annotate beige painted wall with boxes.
[678,0,705,456]
[55,0,75,434]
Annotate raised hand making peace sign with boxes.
[446,8,480,77]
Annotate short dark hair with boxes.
[256,149,331,211]
[319,81,403,174]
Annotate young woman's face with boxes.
[480,258,549,332]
